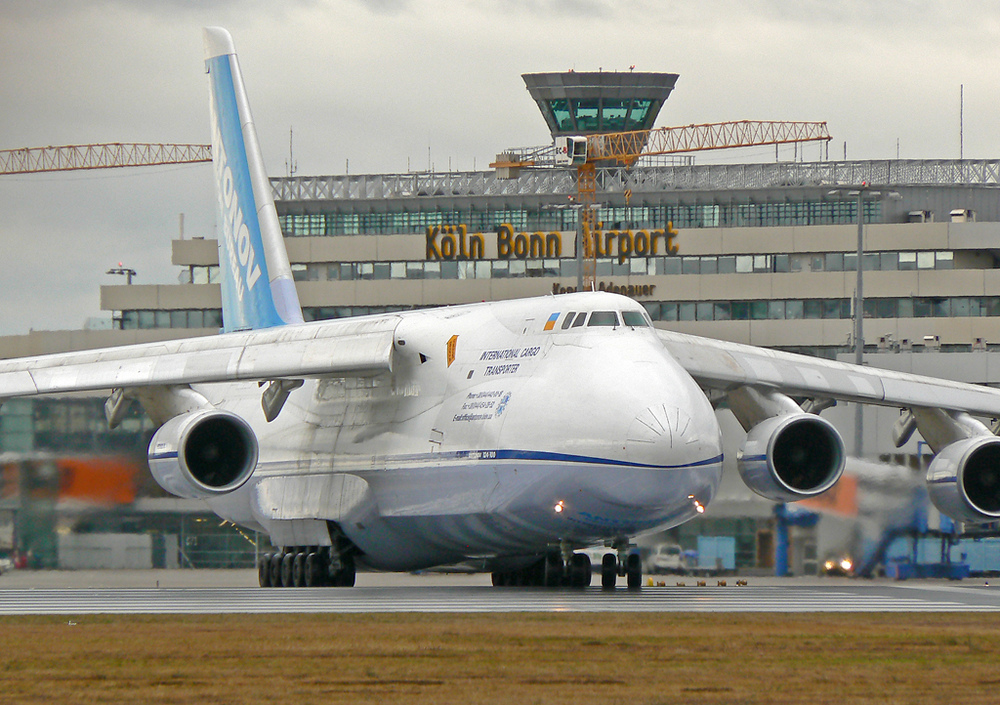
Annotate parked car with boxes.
[647,544,686,574]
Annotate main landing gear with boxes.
[258,546,356,588]
[491,551,593,588]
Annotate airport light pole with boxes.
[828,184,899,457]
[852,186,866,458]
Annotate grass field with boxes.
[2,612,997,704]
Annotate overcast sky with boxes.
[1,0,998,336]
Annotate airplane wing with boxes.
[655,328,1000,418]
[0,315,397,402]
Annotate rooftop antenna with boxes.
[285,127,298,177]
[107,262,136,285]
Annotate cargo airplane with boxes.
[3,28,1000,589]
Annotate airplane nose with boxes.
[620,401,723,513]
[626,403,703,466]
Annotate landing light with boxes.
[554,500,565,514]
[688,494,705,514]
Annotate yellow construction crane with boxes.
[580,119,831,166]
[0,143,211,175]
[494,120,832,290]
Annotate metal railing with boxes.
[272,159,1000,203]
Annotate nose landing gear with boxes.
[600,541,643,590]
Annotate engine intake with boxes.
[737,413,846,503]
[927,436,1000,524]
[148,409,258,499]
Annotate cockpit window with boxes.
[622,310,649,327]
[588,311,619,327]
[561,312,576,330]
[571,312,587,328]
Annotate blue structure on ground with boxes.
[696,536,736,573]
[856,506,1000,580]
[773,504,820,577]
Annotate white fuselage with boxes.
[201,292,724,571]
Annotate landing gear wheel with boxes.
[269,552,283,587]
[258,553,272,587]
[304,552,325,587]
[524,560,544,587]
[332,553,356,587]
[491,571,506,587]
[292,552,306,587]
[570,553,591,588]
[543,553,563,587]
[280,552,295,588]
[626,552,643,590]
[601,553,617,589]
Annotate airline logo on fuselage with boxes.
[212,120,264,301]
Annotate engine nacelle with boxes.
[148,409,258,499]
[927,436,1000,524]
[737,413,846,503]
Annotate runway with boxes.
[2,572,1000,614]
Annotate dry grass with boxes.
[1,612,998,704]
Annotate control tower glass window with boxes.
[549,99,573,132]
[574,99,601,131]
[628,99,654,130]
[603,99,629,131]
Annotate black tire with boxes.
[601,553,617,589]
[292,553,306,587]
[304,552,324,587]
[570,553,591,588]
[543,553,563,588]
[333,554,356,587]
[258,553,272,587]
[269,552,283,587]
[626,552,643,589]
[525,559,545,587]
[280,552,295,588]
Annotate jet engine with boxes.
[926,436,1000,524]
[147,409,258,499]
[737,413,846,503]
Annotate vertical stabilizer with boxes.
[203,27,303,332]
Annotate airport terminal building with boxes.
[4,71,1000,573]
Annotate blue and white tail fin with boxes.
[203,27,303,333]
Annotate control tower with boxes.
[522,71,679,137]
